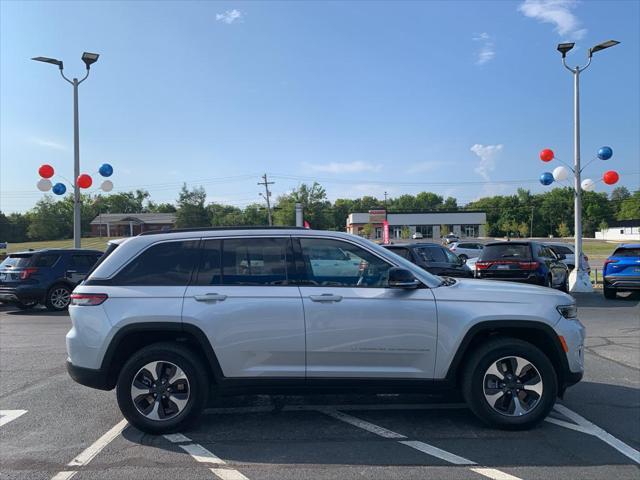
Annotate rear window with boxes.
[612,247,640,257]
[0,254,32,268]
[481,244,531,261]
[87,244,119,277]
[549,245,572,255]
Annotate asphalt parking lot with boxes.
[1,293,638,480]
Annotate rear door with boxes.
[182,236,305,378]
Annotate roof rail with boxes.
[138,226,308,236]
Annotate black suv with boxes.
[0,249,102,311]
[383,243,473,277]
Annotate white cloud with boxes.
[470,143,503,181]
[304,161,382,174]
[216,9,243,24]
[473,32,495,65]
[406,161,446,174]
[518,0,586,40]
[30,137,67,150]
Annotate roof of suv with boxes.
[9,248,103,256]
[384,243,441,248]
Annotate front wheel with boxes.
[116,342,208,434]
[458,254,468,262]
[462,337,558,430]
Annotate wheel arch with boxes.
[445,320,569,391]
[100,322,223,390]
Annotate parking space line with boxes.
[322,409,407,439]
[50,419,128,480]
[399,440,475,465]
[210,468,250,480]
[164,433,192,443]
[552,404,640,464]
[470,468,523,480]
[180,443,226,464]
[545,416,591,434]
[0,409,27,427]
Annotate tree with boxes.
[557,222,571,238]
[401,226,411,239]
[617,190,640,220]
[361,223,373,238]
[175,184,209,228]
[0,212,30,242]
[517,222,529,238]
[147,202,177,213]
[598,219,609,233]
[273,182,332,229]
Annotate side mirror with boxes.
[556,253,566,260]
[388,267,420,289]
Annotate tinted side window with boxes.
[33,254,60,268]
[70,255,98,271]
[221,238,290,286]
[416,246,446,262]
[195,239,222,285]
[300,238,391,288]
[115,241,199,286]
[387,247,412,260]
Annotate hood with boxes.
[433,278,574,306]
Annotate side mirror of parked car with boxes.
[388,267,420,289]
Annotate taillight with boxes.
[20,267,38,280]
[476,262,491,270]
[603,259,618,271]
[518,261,539,270]
[70,293,108,306]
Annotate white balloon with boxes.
[581,178,596,192]
[553,166,569,181]
[100,180,113,192]
[37,178,52,192]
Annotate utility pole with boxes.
[530,206,534,239]
[383,191,388,208]
[258,174,274,226]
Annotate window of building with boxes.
[415,225,434,238]
[115,241,199,286]
[462,225,479,237]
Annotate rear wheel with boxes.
[116,342,208,434]
[545,275,553,288]
[458,254,468,262]
[462,337,557,430]
[45,284,72,311]
[603,286,617,299]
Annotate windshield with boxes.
[0,254,32,269]
[481,244,531,261]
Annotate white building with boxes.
[346,210,487,240]
[595,220,640,241]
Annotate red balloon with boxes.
[603,170,619,185]
[38,164,54,178]
[76,174,93,189]
[540,149,554,162]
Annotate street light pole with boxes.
[557,40,619,292]
[32,52,100,248]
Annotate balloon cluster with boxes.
[538,147,619,191]
[36,163,114,195]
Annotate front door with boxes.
[182,236,305,378]
[297,237,437,379]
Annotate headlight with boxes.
[557,304,577,319]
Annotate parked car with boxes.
[441,233,459,245]
[603,243,640,299]
[448,241,484,261]
[545,242,591,273]
[66,228,584,434]
[411,232,423,240]
[384,242,473,277]
[475,241,569,291]
[0,248,103,310]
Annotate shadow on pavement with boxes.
[573,291,640,307]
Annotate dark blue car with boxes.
[0,248,102,311]
[475,241,569,290]
[603,243,640,299]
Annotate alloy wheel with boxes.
[131,361,190,421]
[50,288,70,309]
[482,356,543,417]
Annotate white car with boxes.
[449,242,484,261]
[545,243,591,273]
[411,232,423,240]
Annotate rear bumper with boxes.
[0,285,46,303]
[604,275,640,290]
[475,274,541,284]
[66,360,113,391]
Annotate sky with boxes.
[1,0,639,214]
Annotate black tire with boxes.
[603,286,617,299]
[560,273,569,293]
[458,254,468,262]
[45,284,72,311]
[116,342,208,434]
[462,337,558,430]
[545,275,553,288]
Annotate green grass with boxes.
[1,237,122,253]
[582,239,621,260]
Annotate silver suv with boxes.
[66,228,585,434]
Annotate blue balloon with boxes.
[597,146,613,160]
[540,172,554,186]
[52,183,66,195]
[98,163,113,177]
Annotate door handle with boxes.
[194,293,227,302]
[309,294,343,303]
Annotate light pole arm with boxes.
[561,57,576,73]
[77,68,90,85]
[59,68,73,85]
